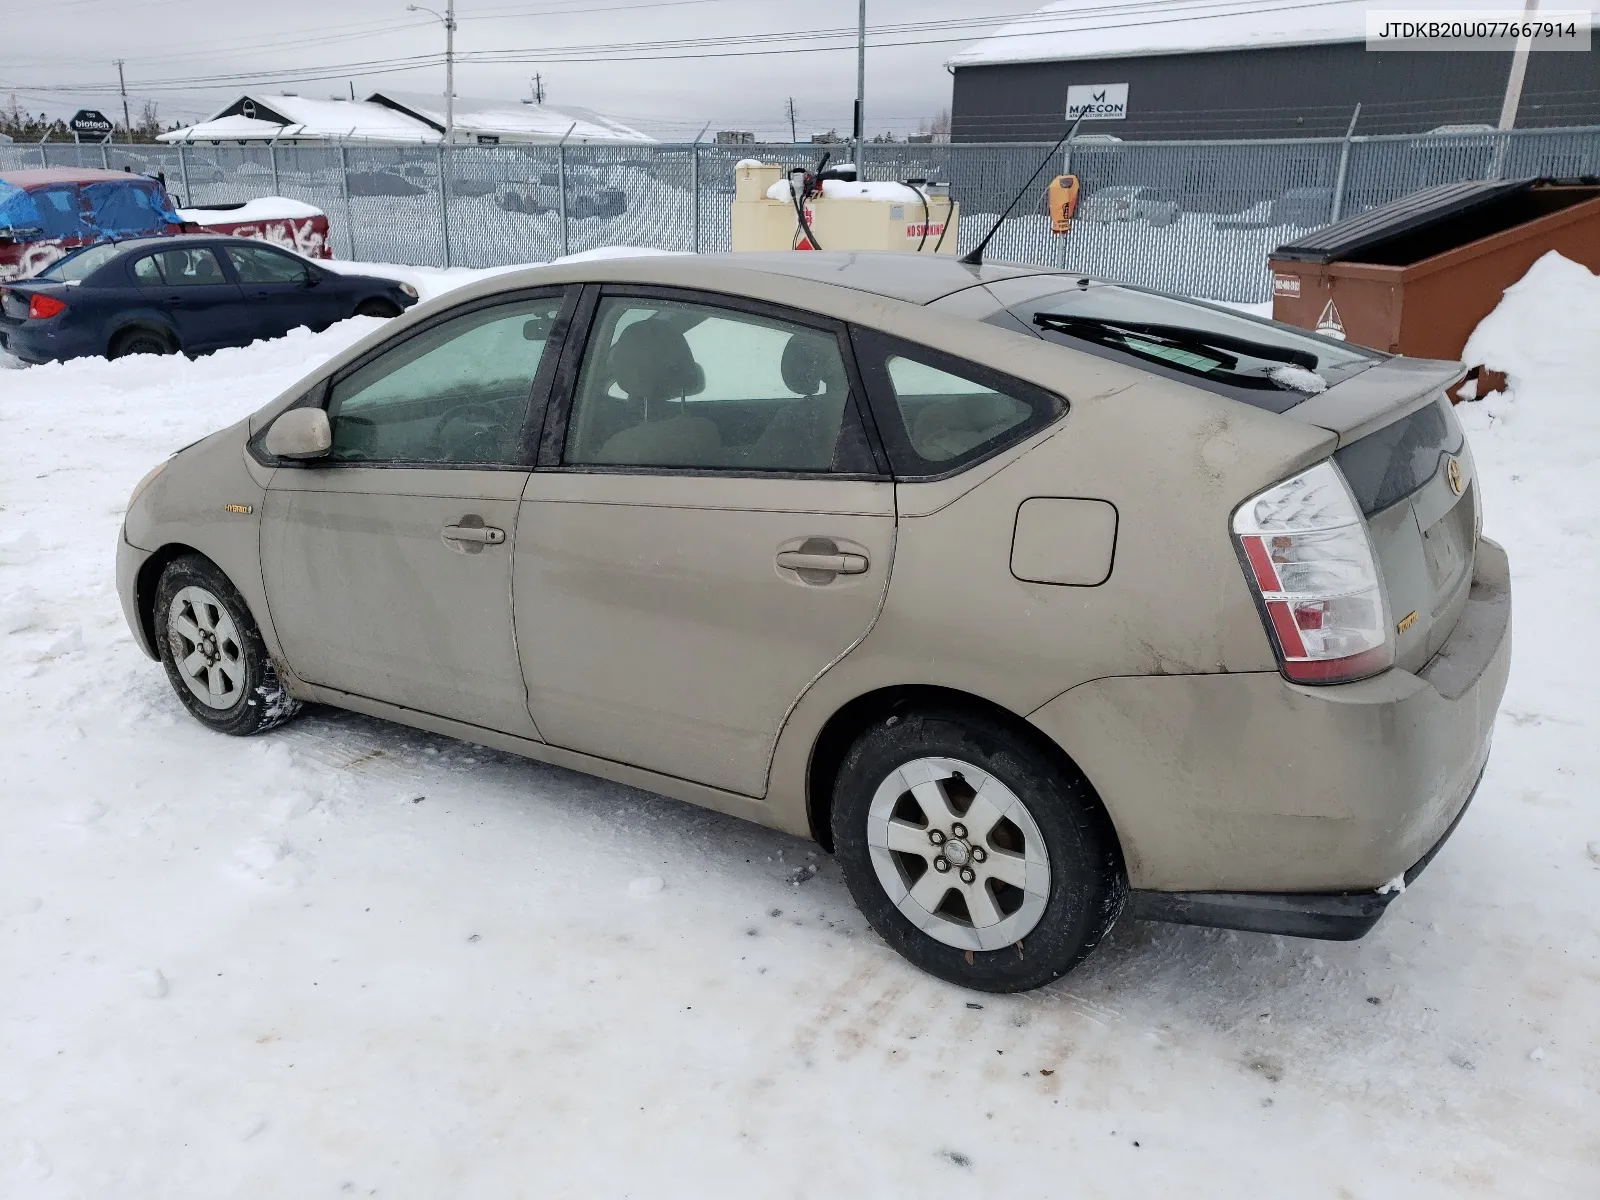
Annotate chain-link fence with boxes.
[5,126,1598,303]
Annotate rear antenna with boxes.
[959,111,1086,268]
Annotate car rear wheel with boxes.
[354,298,402,319]
[832,708,1124,992]
[153,555,302,737]
[110,329,171,359]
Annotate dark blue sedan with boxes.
[0,234,418,365]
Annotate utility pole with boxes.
[445,0,456,145]
[532,74,545,104]
[1498,0,1539,129]
[787,96,798,143]
[853,0,865,168]
[115,58,131,143]
[407,1,457,142]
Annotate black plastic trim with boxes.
[1130,757,1486,941]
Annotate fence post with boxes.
[438,144,453,268]
[177,144,192,209]
[690,142,701,253]
[1057,134,1075,268]
[270,140,281,195]
[100,141,109,170]
[557,142,570,259]
[339,142,354,260]
[1329,103,1362,224]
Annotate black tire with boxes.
[354,298,402,319]
[110,328,171,359]
[832,708,1124,993]
[153,554,302,737]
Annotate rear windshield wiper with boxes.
[1032,312,1320,372]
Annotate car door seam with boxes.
[760,522,898,798]
[504,483,545,743]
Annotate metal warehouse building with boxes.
[947,0,1600,140]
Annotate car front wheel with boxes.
[833,708,1124,992]
[153,554,302,736]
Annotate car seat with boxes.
[742,333,849,470]
[590,319,722,467]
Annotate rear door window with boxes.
[851,327,1065,477]
[144,247,228,286]
[226,244,312,284]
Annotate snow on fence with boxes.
[4,127,1599,303]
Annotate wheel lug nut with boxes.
[971,847,987,863]
[928,829,945,845]
[951,823,967,839]
[960,867,976,884]
[933,857,950,873]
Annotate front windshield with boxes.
[1000,283,1379,411]
[38,242,124,282]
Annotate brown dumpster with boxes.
[1268,178,1600,371]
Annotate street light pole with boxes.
[408,1,457,144]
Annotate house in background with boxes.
[158,92,653,146]
[946,0,1600,141]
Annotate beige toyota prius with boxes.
[118,252,1510,992]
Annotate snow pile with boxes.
[179,197,325,225]
[1268,363,1327,394]
[1460,251,1600,391]
[765,178,927,204]
[0,264,1597,1193]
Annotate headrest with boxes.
[780,333,841,397]
[609,319,703,402]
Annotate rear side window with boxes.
[852,327,1064,477]
[1334,398,1464,516]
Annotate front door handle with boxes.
[776,550,868,575]
[443,524,505,544]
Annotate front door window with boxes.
[325,296,563,466]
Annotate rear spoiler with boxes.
[1284,356,1466,446]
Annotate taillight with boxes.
[28,293,67,320]
[1233,460,1393,684]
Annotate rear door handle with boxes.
[776,550,868,574]
[442,524,505,544]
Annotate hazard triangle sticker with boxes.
[1316,298,1346,340]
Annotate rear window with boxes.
[39,242,122,281]
[1334,398,1464,516]
[995,284,1380,413]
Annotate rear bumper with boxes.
[1128,751,1487,939]
[1029,537,1512,895]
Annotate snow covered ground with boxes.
[2,255,1598,1197]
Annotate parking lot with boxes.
[2,261,1597,1196]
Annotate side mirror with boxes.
[301,270,322,288]
[264,407,332,460]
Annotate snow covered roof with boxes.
[948,0,1519,68]
[158,95,439,144]
[366,91,655,144]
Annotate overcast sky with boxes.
[1,0,1013,138]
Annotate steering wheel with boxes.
[429,401,509,462]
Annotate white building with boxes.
[158,92,653,146]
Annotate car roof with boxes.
[0,167,160,188]
[537,252,1071,306]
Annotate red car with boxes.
[0,168,333,282]
[0,168,182,282]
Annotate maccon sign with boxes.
[1066,84,1129,121]
[69,109,115,137]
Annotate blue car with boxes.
[0,234,418,365]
